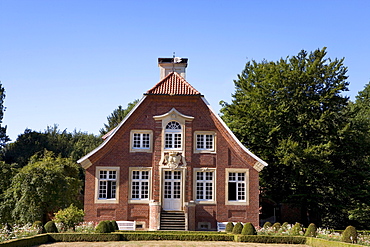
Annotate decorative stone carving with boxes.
[253,161,265,172]
[161,151,187,170]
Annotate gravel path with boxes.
[35,241,310,247]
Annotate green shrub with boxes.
[0,234,49,247]
[54,204,85,231]
[341,225,357,243]
[291,222,303,235]
[263,221,272,229]
[238,235,306,244]
[304,223,317,237]
[111,220,119,231]
[272,222,281,232]
[32,221,45,234]
[225,222,234,233]
[117,232,234,241]
[48,233,122,242]
[95,221,110,233]
[241,222,257,235]
[232,222,243,234]
[281,222,289,230]
[44,221,58,233]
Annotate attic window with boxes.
[165,121,182,150]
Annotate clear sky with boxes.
[1,0,369,141]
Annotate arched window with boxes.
[165,121,182,149]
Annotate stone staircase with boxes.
[160,211,186,230]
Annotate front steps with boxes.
[160,211,185,230]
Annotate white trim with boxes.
[77,96,147,168]
[193,168,216,204]
[201,97,268,171]
[194,131,216,153]
[130,130,153,153]
[225,168,249,206]
[95,166,120,204]
[128,167,152,204]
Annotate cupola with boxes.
[158,57,188,80]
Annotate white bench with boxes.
[116,221,136,231]
[217,222,229,232]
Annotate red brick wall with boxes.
[83,95,261,228]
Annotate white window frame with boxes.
[225,168,249,205]
[194,131,216,153]
[95,167,120,204]
[130,130,153,153]
[129,167,152,204]
[164,121,182,150]
[193,168,216,204]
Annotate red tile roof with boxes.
[145,72,201,95]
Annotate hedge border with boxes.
[0,233,368,247]
[306,237,364,247]
[0,234,49,247]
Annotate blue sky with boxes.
[1,0,369,141]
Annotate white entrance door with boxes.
[163,170,182,211]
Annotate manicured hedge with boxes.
[306,237,364,247]
[0,234,49,247]
[48,233,122,242]
[237,235,307,244]
[117,232,234,241]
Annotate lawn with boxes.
[35,241,310,247]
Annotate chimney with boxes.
[158,57,188,80]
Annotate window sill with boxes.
[225,201,249,206]
[95,199,119,204]
[128,199,151,204]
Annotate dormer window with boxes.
[165,121,182,149]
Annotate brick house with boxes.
[77,58,267,231]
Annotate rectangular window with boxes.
[131,170,150,200]
[194,169,216,203]
[228,172,246,201]
[196,134,214,150]
[98,170,117,200]
[165,133,182,149]
[194,132,216,153]
[130,130,152,152]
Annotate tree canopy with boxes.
[0,151,82,224]
[2,125,102,167]
[0,82,10,146]
[100,99,139,135]
[221,47,370,228]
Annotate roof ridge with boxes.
[145,72,201,95]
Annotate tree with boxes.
[0,150,82,224]
[100,99,139,135]
[3,126,102,167]
[220,48,370,228]
[54,204,84,231]
[0,82,10,146]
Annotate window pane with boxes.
[229,173,236,181]
[164,181,171,198]
[196,135,204,149]
[133,133,141,148]
[174,134,181,148]
[142,133,150,148]
[205,135,213,149]
[166,121,181,129]
[173,171,181,179]
[99,170,107,179]
[165,133,172,148]
[173,182,181,198]
[238,183,245,200]
[196,182,203,199]
[228,182,237,201]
